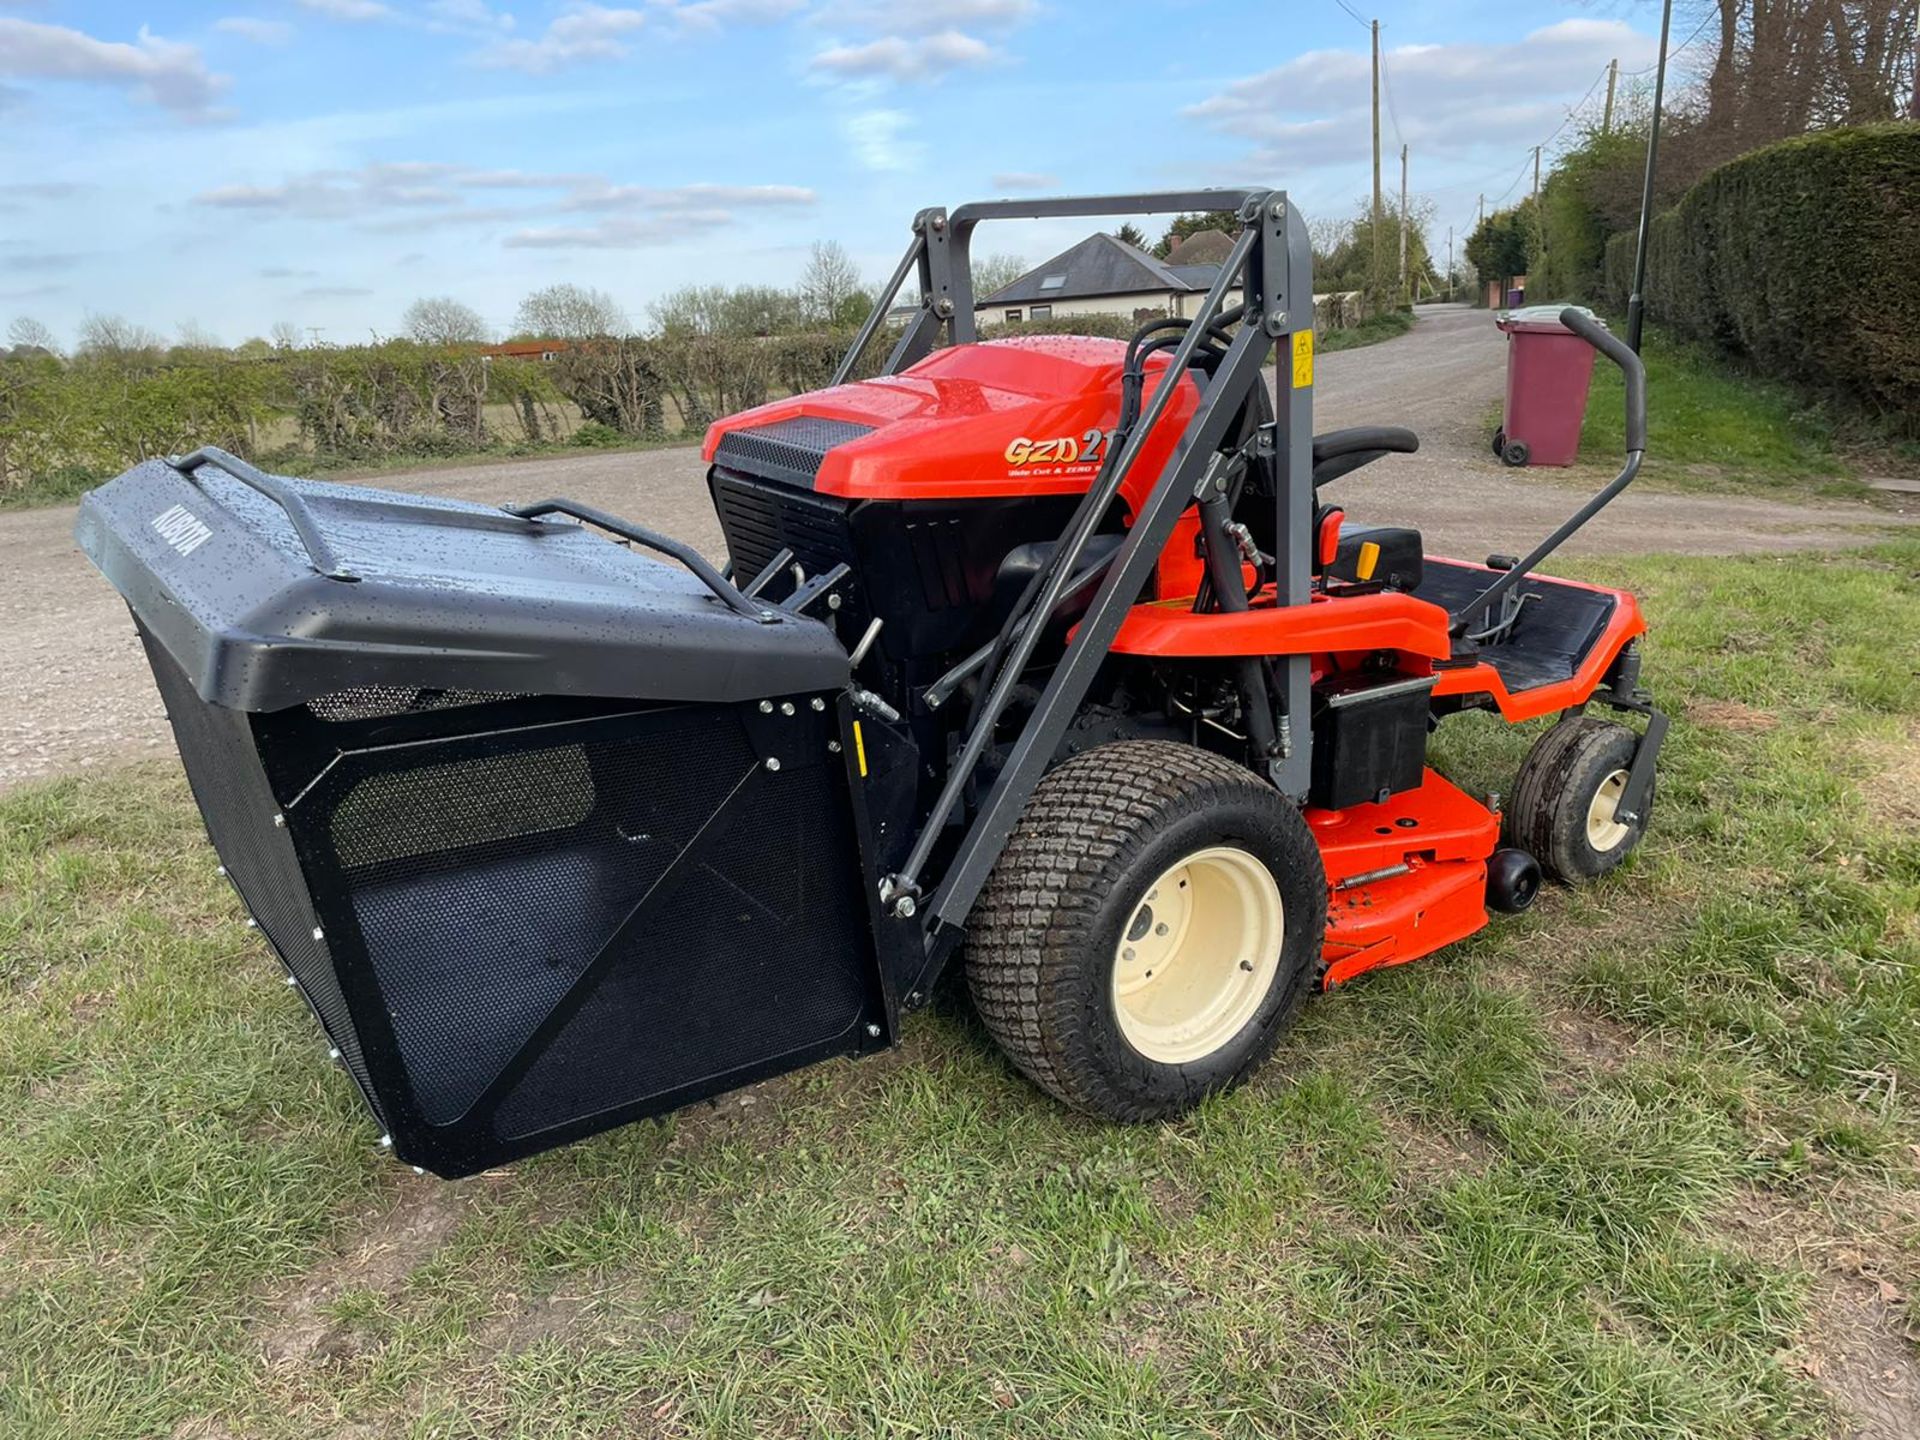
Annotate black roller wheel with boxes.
[1505,716,1651,883]
[966,741,1326,1122]
[1500,437,1531,467]
[1492,428,1508,459]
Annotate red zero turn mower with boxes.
[78,191,1665,1177]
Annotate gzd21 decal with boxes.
[1004,427,1119,477]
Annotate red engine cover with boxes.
[702,335,1200,515]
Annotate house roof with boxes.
[1164,228,1236,266]
[982,233,1210,305]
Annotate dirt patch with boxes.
[1379,1109,1492,1187]
[1719,1185,1920,1440]
[1688,699,1781,734]
[257,1178,470,1366]
[1859,724,1920,832]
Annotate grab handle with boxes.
[168,447,357,582]
[504,497,778,623]
[1559,307,1645,454]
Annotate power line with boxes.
[1377,43,1406,146]
[1330,0,1370,30]
[1623,10,1715,75]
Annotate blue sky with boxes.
[0,0,1665,345]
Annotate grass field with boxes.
[1575,331,1871,502]
[3,541,1916,1439]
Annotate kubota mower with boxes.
[78,190,1665,1178]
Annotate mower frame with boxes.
[831,189,1319,1001]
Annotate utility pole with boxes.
[1532,145,1542,205]
[1446,225,1454,301]
[1602,57,1619,135]
[1627,0,1674,352]
[1398,143,1409,306]
[1371,19,1383,291]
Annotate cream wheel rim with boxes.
[1110,846,1285,1065]
[1587,769,1632,851]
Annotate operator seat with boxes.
[1310,426,1426,591]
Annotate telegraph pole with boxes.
[1532,145,1542,205]
[1398,143,1409,305]
[1371,19,1383,289]
[1627,0,1675,352]
[1446,225,1454,301]
[1602,57,1619,135]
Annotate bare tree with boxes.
[971,252,1030,300]
[514,283,629,340]
[77,313,164,360]
[174,319,223,352]
[798,241,865,325]
[402,295,490,347]
[6,316,57,355]
[269,320,302,351]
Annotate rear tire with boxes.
[1500,437,1531,467]
[966,741,1326,1122]
[1505,716,1650,883]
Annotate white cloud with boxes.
[810,29,995,83]
[475,5,647,72]
[294,0,396,20]
[193,163,815,248]
[1190,19,1659,172]
[842,108,920,171]
[426,0,516,29]
[990,170,1057,190]
[0,17,228,118]
[213,16,294,45]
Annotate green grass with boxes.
[3,542,1918,1437]
[1321,308,1416,353]
[1576,329,1865,500]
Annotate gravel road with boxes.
[1,303,1906,793]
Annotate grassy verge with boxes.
[1321,308,1416,353]
[1576,329,1868,501]
[4,546,1918,1439]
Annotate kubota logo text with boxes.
[152,504,212,558]
[1005,428,1117,468]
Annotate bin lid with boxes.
[76,458,850,712]
[1497,303,1602,334]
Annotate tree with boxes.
[77,313,163,360]
[174,319,222,352]
[1465,203,1533,291]
[6,316,57,355]
[514,283,629,340]
[1112,223,1148,249]
[798,241,863,325]
[650,283,802,338]
[269,320,302,351]
[972,252,1030,300]
[1154,210,1240,259]
[402,295,490,347]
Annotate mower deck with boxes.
[1308,769,1501,988]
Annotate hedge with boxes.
[1603,124,1920,430]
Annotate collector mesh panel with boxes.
[325,710,759,1125]
[306,687,518,723]
[139,626,381,1119]
[495,745,871,1140]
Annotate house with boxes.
[480,339,570,363]
[977,233,1243,325]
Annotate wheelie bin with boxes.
[1491,304,1602,467]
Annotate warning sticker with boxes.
[1291,329,1314,390]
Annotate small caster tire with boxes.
[1500,437,1531,467]
[1486,846,1543,913]
[1505,716,1651,883]
[1492,428,1507,459]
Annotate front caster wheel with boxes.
[1505,716,1651,882]
[1500,437,1531,467]
[966,741,1326,1122]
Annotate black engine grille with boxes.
[713,416,873,488]
[710,466,857,589]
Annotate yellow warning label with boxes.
[853,719,868,778]
[1291,328,1314,389]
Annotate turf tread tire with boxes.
[966,740,1324,1122]
[1505,715,1648,883]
